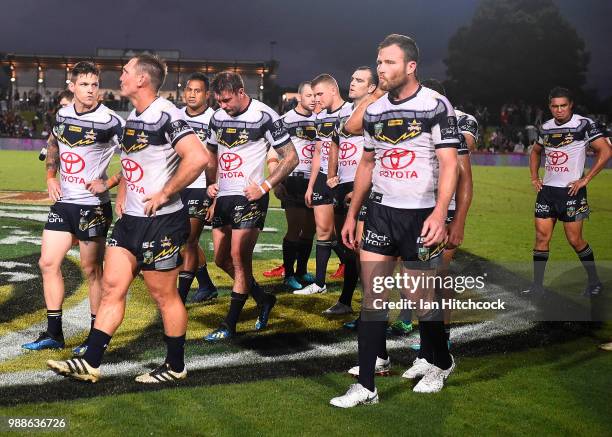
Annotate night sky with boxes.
[1,0,610,97]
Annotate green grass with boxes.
[0,150,611,435]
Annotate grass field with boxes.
[0,150,610,436]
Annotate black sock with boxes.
[430,320,452,370]
[82,328,111,368]
[332,241,347,264]
[295,238,313,276]
[315,239,334,287]
[223,292,248,333]
[417,322,432,362]
[177,271,195,304]
[46,309,62,338]
[338,256,358,306]
[533,249,549,287]
[444,324,451,343]
[164,334,186,373]
[576,244,600,285]
[90,314,96,331]
[195,264,215,289]
[249,278,272,305]
[378,329,389,361]
[357,312,387,392]
[282,238,298,277]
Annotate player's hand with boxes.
[86,179,108,195]
[205,199,216,222]
[244,179,264,202]
[446,218,465,249]
[115,198,125,218]
[531,177,543,192]
[341,215,358,250]
[567,178,588,196]
[273,183,288,201]
[421,210,447,247]
[143,191,170,216]
[207,183,219,199]
[305,187,313,208]
[46,178,62,202]
[344,191,353,206]
[327,176,339,188]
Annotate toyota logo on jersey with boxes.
[302,143,315,159]
[219,152,243,171]
[546,151,569,166]
[60,152,85,174]
[380,148,416,169]
[339,142,357,160]
[321,141,331,157]
[121,158,144,183]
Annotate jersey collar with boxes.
[387,85,422,106]
[74,102,101,116]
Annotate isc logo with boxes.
[142,241,156,249]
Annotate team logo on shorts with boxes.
[143,250,154,264]
[94,206,103,216]
[107,238,117,247]
[567,207,576,218]
[160,236,172,248]
[78,209,89,231]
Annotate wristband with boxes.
[267,158,279,165]
[260,179,272,194]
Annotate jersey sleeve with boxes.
[431,97,460,149]
[207,114,219,153]
[362,111,376,152]
[162,106,195,147]
[51,110,63,139]
[262,108,291,149]
[585,118,605,143]
[458,115,479,140]
[109,114,125,149]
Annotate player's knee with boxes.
[214,253,230,270]
[567,235,585,250]
[38,255,60,274]
[80,261,102,281]
[535,231,551,246]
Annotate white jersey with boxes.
[363,86,460,209]
[121,97,195,217]
[52,103,123,205]
[335,103,365,183]
[537,114,605,188]
[315,102,351,175]
[207,99,291,197]
[282,108,316,178]
[448,109,478,210]
[182,106,214,189]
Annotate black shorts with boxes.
[181,188,213,222]
[535,185,589,222]
[212,194,269,230]
[281,174,309,209]
[361,198,444,266]
[107,209,189,271]
[44,202,112,241]
[357,189,371,222]
[311,171,334,206]
[334,181,354,215]
[446,209,456,225]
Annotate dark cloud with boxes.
[1,0,609,96]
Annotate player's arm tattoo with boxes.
[45,135,60,174]
[266,141,298,187]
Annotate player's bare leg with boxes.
[563,220,602,295]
